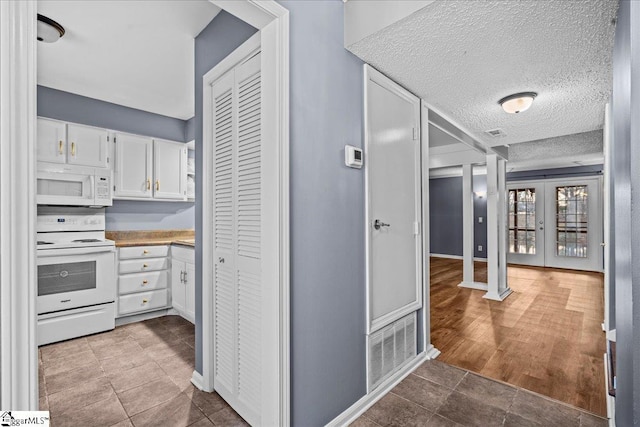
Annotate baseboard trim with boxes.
[115,308,170,326]
[604,353,615,427]
[483,287,513,301]
[191,370,213,392]
[430,253,488,262]
[325,352,429,427]
[425,344,441,360]
[458,281,489,291]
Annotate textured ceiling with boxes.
[348,0,618,147]
[507,129,603,164]
[38,1,221,119]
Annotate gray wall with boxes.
[37,86,186,142]
[429,175,487,258]
[105,201,194,231]
[611,1,639,424]
[429,165,604,259]
[37,86,195,230]
[193,11,258,374]
[278,1,367,425]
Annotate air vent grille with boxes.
[485,128,506,137]
[368,312,417,392]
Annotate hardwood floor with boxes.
[430,257,607,416]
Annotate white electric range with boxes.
[37,206,116,346]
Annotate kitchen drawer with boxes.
[119,257,168,274]
[119,270,167,295]
[118,289,168,315]
[119,245,169,260]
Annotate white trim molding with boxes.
[0,0,38,410]
[325,352,429,427]
[203,2,290,426]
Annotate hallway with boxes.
[430,257,606,416]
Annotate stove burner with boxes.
[72,239,102,243]
[37,241,54,245]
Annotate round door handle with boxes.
[219,257,225,264]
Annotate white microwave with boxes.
[37,163,112,207]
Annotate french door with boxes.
[507,178,603,272]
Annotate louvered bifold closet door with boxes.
[212,51,262,427]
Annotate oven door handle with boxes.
[37,246,116,258]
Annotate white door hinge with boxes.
[414,221,421,235]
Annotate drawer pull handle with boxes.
[142,299,148,304]
[143,250,149,254]
[143,264,148,268]
[142,280,148,285]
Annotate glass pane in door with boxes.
[556,185,588,257]
[508,188,536,254]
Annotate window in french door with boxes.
[508,188,536,254]
[555,185,588,258]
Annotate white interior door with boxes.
[543,178,603,271]
[507,182,545,266]
[365,66,422,334]
[211,50,262,426]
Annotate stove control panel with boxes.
[36,206,107,233]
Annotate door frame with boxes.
[0,0,38,409]
[364,65,422,335]
[0,0,290,418]
[202,1,290,425]
[506,181,546,267]
[507,176,604,272]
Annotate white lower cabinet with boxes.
[117,245,170,317]
[171,245,195,323]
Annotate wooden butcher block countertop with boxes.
[106,229,195,248]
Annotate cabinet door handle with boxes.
[58,140,64,155]
[146,178,151,191]
[156,179,160,191]
[183,270,187,283]
[71,142,76,156]
[180,271,184,283]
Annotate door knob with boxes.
[373,219,390,230]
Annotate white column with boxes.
[484,154,512,301]
[458,164,486,290]
[0,0,38,409]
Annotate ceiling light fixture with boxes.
[498,92,537,114]
[37,14,65,43]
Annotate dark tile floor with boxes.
[38,315,248,427]
[352,360,609,427]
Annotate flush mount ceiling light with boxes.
[498,92,537,114]
[37,14,65,43]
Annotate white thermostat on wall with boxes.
[345,145,363,169]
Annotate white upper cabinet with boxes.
[37,118,67,164]
[153,140,187,200]
[113,133,187,201]
[67,123,109,168]
[114,133,153,199]
[37,118,109,168]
